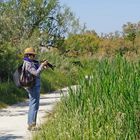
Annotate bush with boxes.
[0,82,27,108]
[0,43,19,81]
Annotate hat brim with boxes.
[24,52,37,55]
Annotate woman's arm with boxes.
[25,62,44,77]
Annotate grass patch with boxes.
[0,82,27,109]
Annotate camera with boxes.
[41,60,56,70]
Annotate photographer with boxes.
[23,47,48,131]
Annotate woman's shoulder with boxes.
[23,60,33,68]
[23,60,31,64]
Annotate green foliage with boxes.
[126,32,136,48]
[127,32,136,42]
[40,51,80,92]
[0,0,83,81]
[41,70,72,92]
[123,22,138,49]
[63,31,100,56]
[0,82,27,108]
[33,56,140,140]
[0,0,83,49]
[0,43,18,81]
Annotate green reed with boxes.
[33,56,140,140]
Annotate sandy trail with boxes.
[0,87,68,140]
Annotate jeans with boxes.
[26,85,40,125]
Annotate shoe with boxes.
[28,123,41,131]
[28,123,36,131]
[30,126,41,131]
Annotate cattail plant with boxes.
[33,55,140,140]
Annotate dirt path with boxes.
[0,87,68,140]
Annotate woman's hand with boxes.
[41,60,48,69]
[41,60,48,66]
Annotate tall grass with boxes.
[33,56,140,140]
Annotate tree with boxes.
[63,30,99,56]
[0,0,84,81]
[0,0,84,49]
[122,22,136,48]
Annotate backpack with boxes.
[13,63,35,88]
[13,64,22,88]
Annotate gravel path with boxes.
[0,87,68,140]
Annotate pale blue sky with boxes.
[60,0,140,35]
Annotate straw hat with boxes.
[24,47,36,55]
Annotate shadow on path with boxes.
[0,134,23,140]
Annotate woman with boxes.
[23,47,47,131]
